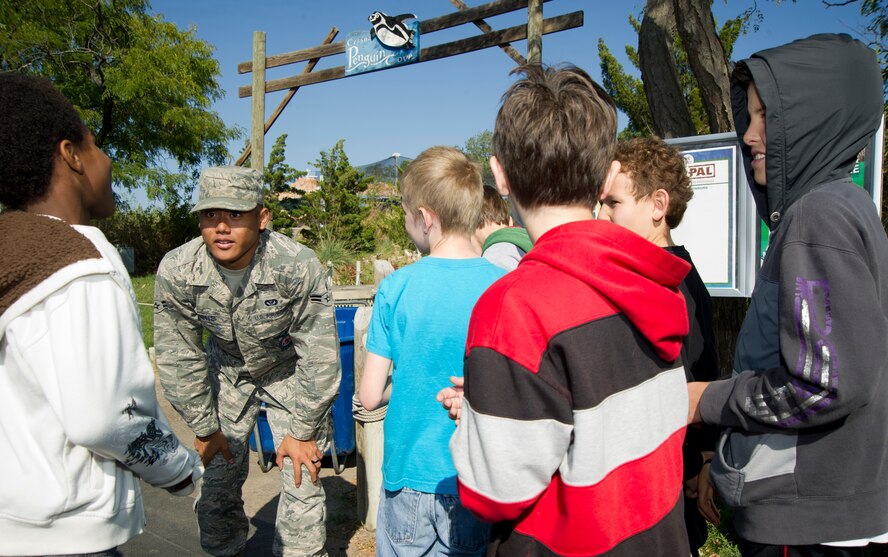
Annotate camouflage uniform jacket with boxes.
[154,230,340,439]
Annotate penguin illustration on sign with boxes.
[368,11,417,49]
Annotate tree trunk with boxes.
[673,0,734,133]
[639,0,696,138]
[672,0,743,364]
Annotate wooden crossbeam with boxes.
[238,11,582,98]
[237,0,552,74]
[450,0,526,65]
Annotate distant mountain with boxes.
[357,154,413,185]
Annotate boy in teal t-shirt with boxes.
[359,146,505,556]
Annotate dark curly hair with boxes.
[615,137,693,229]
[0,72,86,209]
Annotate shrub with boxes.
[364,202,411,252]
[96,204,198,275]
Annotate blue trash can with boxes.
[332,305,357,455]
[249,306,357,462]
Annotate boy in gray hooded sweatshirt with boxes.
[687,34,888,556]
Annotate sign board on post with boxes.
[667,117,884,298]
[666,132,758,298]
[346,16,420,77]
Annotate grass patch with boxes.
[131,274,155,349]
[700,522,741,557]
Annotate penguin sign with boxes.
[368,11,417,49]
[345,12,420,76]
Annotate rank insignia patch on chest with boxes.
[264,298,279,307]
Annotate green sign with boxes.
[851,160,866,188]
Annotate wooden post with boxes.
[373,259,395,286]
[527,0,542,65]
[236,27,339,167]
[354,306,384,530]
[251,31,266,171]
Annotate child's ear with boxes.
[58,139,83,174]
[599,160,621,200]
[490,156,511,197]
[418,206,434,234]
[651,189,670,222]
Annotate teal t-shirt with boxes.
[367,257,506,494]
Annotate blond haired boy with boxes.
[359,146,505,556]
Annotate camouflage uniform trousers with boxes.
[198,358,331,557]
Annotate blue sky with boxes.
[142,0,870,193]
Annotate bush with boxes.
[312,230,354,267]
[96,204,198,275]
[364,202,411,253]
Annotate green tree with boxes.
[459,130,495,185]
[260,134,304,234]
[598,7,748,139]
[0,0,240,204]
[96,203,198,275]
[598,30,654,140]
[294,140,374,251]
[264,134,303,193]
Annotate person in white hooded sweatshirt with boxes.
[0,73,203,556]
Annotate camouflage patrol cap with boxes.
[191,166,264,213]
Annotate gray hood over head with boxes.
[731,33,882,229]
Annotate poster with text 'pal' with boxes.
[671,145,736,288]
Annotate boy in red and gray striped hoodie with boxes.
[449,65,692,556]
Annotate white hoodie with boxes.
[0,218,202,555]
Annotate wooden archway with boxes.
[236,0,583,169]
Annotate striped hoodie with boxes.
[451,218,692,556]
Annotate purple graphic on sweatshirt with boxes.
[781,277,836,426]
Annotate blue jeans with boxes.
[377,487,489,557]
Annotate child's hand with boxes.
[435,376,465,425]
[696,457,721,526]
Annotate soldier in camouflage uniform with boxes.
[153,166,341,557]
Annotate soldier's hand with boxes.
[194,430,234,466]
[276,434,323,487]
